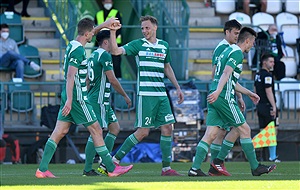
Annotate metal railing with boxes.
[1,80,299,128]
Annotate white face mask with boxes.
[104,3,112,10]
[1,32,9,39]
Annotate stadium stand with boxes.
[214,0,236,14]
[285,0,300,15]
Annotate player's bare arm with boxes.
[62,65,77,116]
[106,70,132,108]
[236,83,260,104]
[164,63,184,104]
[265,87,276,117]
[109,30,124,55]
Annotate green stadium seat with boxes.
[18,44,43,78]
[0,12,24,44]
[8,79,34,112]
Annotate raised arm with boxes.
[109,29,125,56]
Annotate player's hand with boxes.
[177,89,184,104]
[249,92,260,105]
[207,90,220,104]
[238,98,246,112]
[124,96,132,108]
[270,107,276,118]
[105,17,121,30]
[62,99,72,116]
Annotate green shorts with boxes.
[57,98,97,128]
[135,96,175,128]
[92,103,118,128]
[206,95,245,131]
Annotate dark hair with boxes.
[96,30,110,45]
[0,24,9,30]
[140,15,158,26]
[77,18,94,36]
[237,27,257,43]
[260,53,274,67]
[223,19,242,34]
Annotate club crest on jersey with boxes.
[162,49,165,54]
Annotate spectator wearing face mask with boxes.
[95,0,123,78]
[252,24,286,80]
[0,24,40,80]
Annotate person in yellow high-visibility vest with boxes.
[95,0,123,78]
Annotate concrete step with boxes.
[38,48,65,61]
[190,7,215,17]
[28,38,60,48]
[15,7,45,17]
[189,17,221,26]
[189,31,224,39]
[15,0,39,8]
[189,49,214,60]
[187,1,205,8]
[25,27,56,39]
[189,38,222,48]
[22,17,52,28]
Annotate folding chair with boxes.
[252,12,275,32]
[18,44,43,78]
[229,12,251,25]
[214,0,236,14]
[0,12,24,44]
[276,12,299,45]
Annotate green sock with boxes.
[217,140,234,161]
[84,136,96,172]
[39,138,57,172]
[240,138,259,170]
[192,141,209,170]
[160,135,172,168]
[95,146,115,172]
[115,134,139,161]
[210,143,221,162]
[104,132,116,153]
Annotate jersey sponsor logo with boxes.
[140,51,166,58]
[265,76,272,84]
[70,58,78,65]
[105,61,112,66]
[228,58,236,65]
[165,114,174,122]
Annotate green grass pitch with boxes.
[1,162,299,190]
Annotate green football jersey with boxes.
[210,44,244,98]
[87,48,113,105]
[63,40,88,102]
[212,39,230,66]
[123,38,171,96]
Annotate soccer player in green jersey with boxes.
[82,30,132,176]
[188,27,276,177]
[105,15,184,176]
[35,18,132,178]
[208,19,246,176]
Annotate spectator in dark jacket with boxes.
[252,24,286,80]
